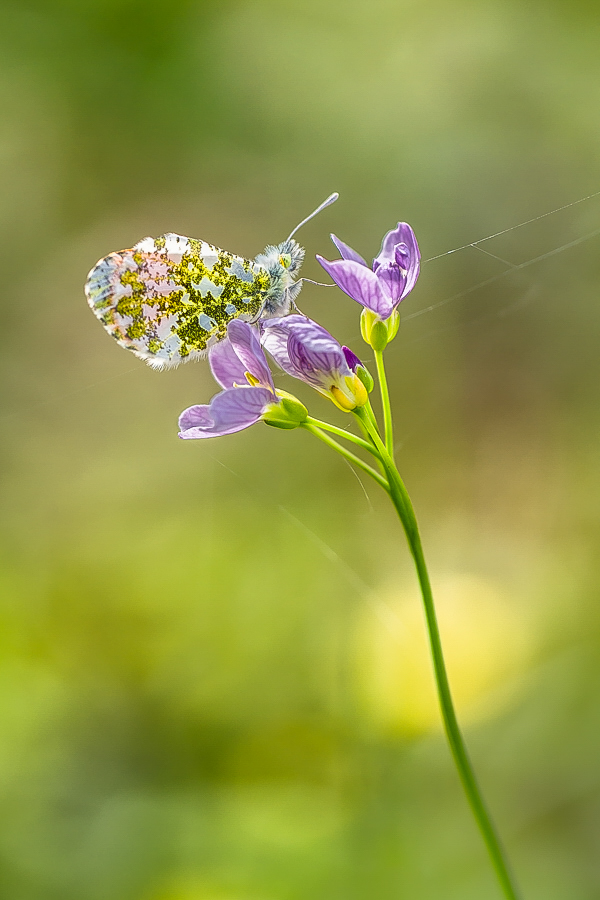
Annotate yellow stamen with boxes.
[346,373,368,407]
[330,385,357,411]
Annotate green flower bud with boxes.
[360,307,400,350]
[262,393,308,429]
[263,418,300,430]
[280,395,308,422]
[369,320,389,351]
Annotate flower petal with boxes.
[178,387,274,439]
[263,315,350,389]
[342,345,363,372]
[286,322,350,389]
[330,234,368,266]
[227,320,274,391]
[178,404,214,431]
[376,261,407,305]
[375,223,416,266]
[260,314,308,377]
[315,256,393,317]
[398,226,421,297]
[209,337,247,389]
[373,222,421,304]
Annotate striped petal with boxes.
[178,387,274,439]
[316,256,394,317]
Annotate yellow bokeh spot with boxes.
[147,881,245,900]
[354,573,535,737]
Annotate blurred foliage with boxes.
[1,0,600,897]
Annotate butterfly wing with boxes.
[85,233,270,368]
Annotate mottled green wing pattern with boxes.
[85,233,270,368]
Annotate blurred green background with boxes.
[1,0,600,897]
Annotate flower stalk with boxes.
[373,349,394,457]
[304,416,380,457]
[349,398,522,900]
[299,391,521,898]
[301,421,390,492]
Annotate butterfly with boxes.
[85,193,338,369]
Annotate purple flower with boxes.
[179,320,279,439]
[179,315,370,440]
[316,223,420,320]
[261,315,368,411]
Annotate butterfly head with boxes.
[275,238,305,276]
[250,194,339,317]
[254,238,305,279]
[253,238,305,316]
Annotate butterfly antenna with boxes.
[286,192,339,241]
[302,278,336,287]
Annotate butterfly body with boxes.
[85,232,304,369]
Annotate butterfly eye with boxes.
[279,253,292,269]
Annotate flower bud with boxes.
[369,320,388,351]
[360,307,400,350]
[262,393,308,429]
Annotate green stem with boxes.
[363,400,392,478]
[374,349,394,457]
[301,423,390,492]
[354,407,521,900]
[364,400,381,436]
[305,416,379,457]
